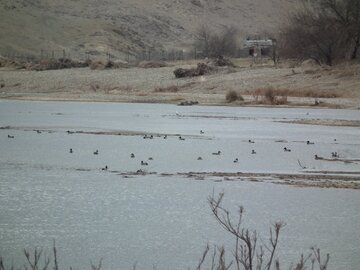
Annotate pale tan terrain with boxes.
[0,59,359,109]
[0,0,296,59]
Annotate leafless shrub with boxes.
[249,86,341,102]
[197,192,330,270]
[0,241,102,270]
[174,63,214,78]
[303,69,317,75]
[249,87,288,105]
[90,258,103,270]
[138,61,167,68]
[29,58,88,71]
[90,82,101,92]
[195,25,238,58]
[264,88,276,104]
[204,192,285,270]
[154,85,179,93]
[226,90,243,103]
[90,61,106,70]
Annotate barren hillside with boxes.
[0,0,296,60]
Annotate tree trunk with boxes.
[351,36,360,59]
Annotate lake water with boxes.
[0,100,359,269]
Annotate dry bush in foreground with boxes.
[197,192,330,270]
[0,193,331,270]
[0,240,102,270]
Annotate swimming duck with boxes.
[93,150,99,155]
[251,150,256,154]
[248,140,255,143]
[101,165,108,171]
[141,161,148,166]
[284,147,291,152]
[143,135,153,139]
[233,158,239,163]
[331,152,339,158]
[200,130,204,134]
[164,135,167,139]
[148,157,153,160]
[130,153,135,158]
[197,157,203,160]
[306,140,314,145]
[69,148,73,153]
[212,151,221,155]
[7,135,14,138]
[179,136,185,141]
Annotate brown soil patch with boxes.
[279,119,360,127]
[117,171,360,190]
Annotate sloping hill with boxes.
[0,0,296,60]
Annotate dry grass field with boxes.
[0,58,359,109]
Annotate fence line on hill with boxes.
[1,46,265,66]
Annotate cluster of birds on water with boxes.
[6,129,341,171]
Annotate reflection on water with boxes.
[0,100,359,269]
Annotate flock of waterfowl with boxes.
[5,129,344,172]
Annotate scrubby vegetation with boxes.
[154,85,180,93]
[174,57,235,78]
[138,60,167,68]
[225,90,244,103]
[174,63,214,78]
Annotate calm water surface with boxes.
[0,100,359,269]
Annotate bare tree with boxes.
[320,0,360,59]
[282,7,346,65]
[282,0,360,64]
[195,25,212,58]
[207,192,285,270]
[195,26,238,58]
[197,192,330,270]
